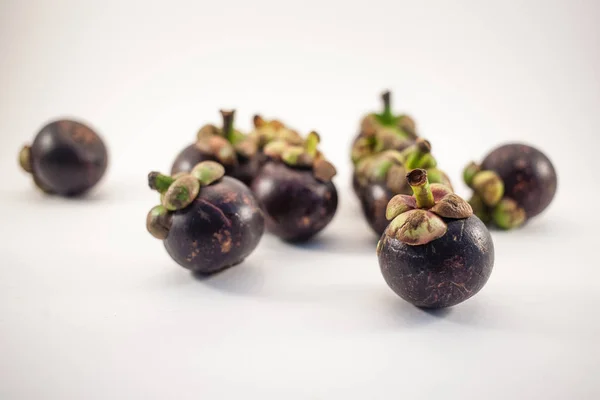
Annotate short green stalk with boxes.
[407,169,435,209]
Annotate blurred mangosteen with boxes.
[19,119,108,196]
[171,110,260,186]
[251,132,338,242]
[463,143,557,229]
[354,138,452,236]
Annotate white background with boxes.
[1,0,599,398]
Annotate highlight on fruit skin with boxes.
[251,131,338,242]
[463,143,557,229]
[18,119,108,196]
[147,161,264,275]
[377,169,494,309]
[353,138,452,236]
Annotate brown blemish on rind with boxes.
[300,216,311,227]
[214,229,233,253]
[70,123,98,145]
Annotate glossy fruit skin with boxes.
[378,215,494,309]
[171,144,260,186]
[357,181,393,236]
[481,143,557,218]
[30,120,108,196]
[164,177,264,274]
[252,161,338,242]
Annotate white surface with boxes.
[1,0,599,399]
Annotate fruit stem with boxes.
[407,169,435,209]
[19,145,32,173]
[148,172,174,194]
[380,91,393,124]
[220,109,236,143]
[305,131,320,157]
[402,139,433,169]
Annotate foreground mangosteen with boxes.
[171,110,260,186]
[463,143,557,229]
[351,91,418,166]
[377,169,494,309]
[251,132,338,242]
[354,139,452,236]
[147,161,264,274]
[19,119,108,196]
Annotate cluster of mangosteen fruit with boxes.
[18,91,557,309]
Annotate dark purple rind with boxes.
[378,215,494,309]
[171,144,233,177]
[251,161,338,242]
[232,153,263,187]
[163,177,264,274]
[30,120,108,196]
[481,143,557,218]
[358,181,394,236]
[170,144,261,186]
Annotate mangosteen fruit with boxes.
[377,169,494,309]
[147,161,264,274]
[354,139,452,236]
[463,143,557,229]
[251,132,338,242]
[19,119,108,196]
[171,110,260,186]
[351,91,418,165]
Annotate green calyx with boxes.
[148,172,175,194]
[463,163,504,208]
[194,110,255,166]
[384,169,473,246]
[354,138,451,195]
[147,161,225,220]
[146,205,173,239]
[252,115,304,148]
[19,145,32,173]
[464,161,527,230]
[191,160,225,186]
[355,150,404,189]
[263,131,337,182]
[492,198,526,229]
[161,175,200,211]
[400,138,437,170]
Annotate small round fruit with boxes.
[480,143,557,218]
[252,161,338,242]
[377,169,494,308]
[164,177,264,273]
[378,215,494,308]
[147,164,265,274]
[19,119,108,196]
